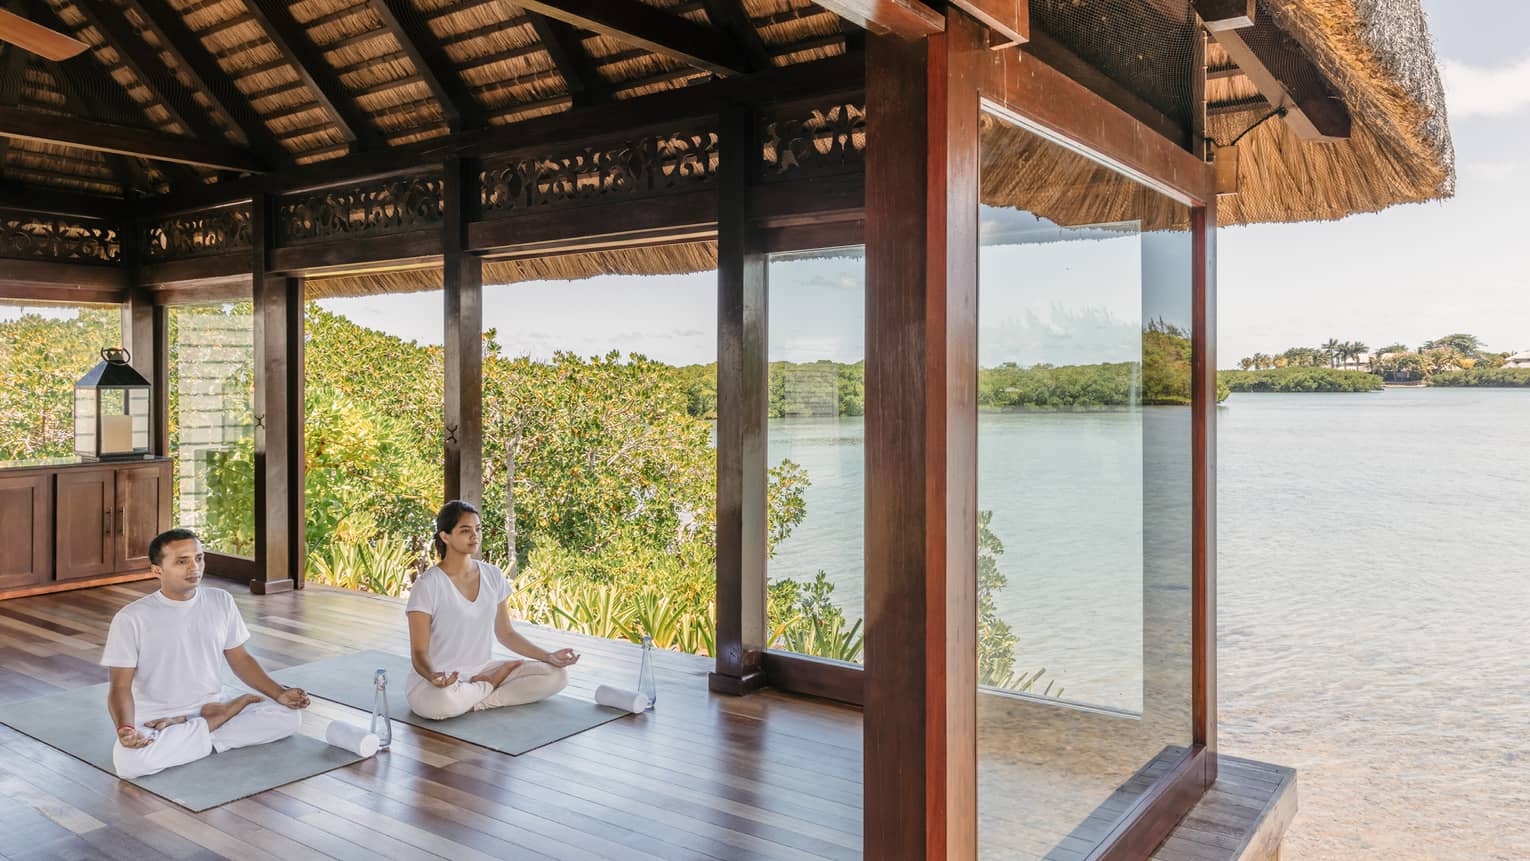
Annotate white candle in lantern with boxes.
[101,414,133,454]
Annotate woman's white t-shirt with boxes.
[404,561,511,691]
[99,587,250,722]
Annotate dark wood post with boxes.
[443,156,484,509]
[120,285,159,451]
[1192,200,1218,782]
[251,191,299,594]
[710,102,768,695]
[863,8,983,858]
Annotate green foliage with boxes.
[1220,367,1384,393]
[306,516,416,596]
[1428,367,1530,388]
[0,307,119,460]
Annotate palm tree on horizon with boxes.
[1321,338,1341,368]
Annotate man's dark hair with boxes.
[149,528,200,566]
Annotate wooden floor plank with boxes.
[0,579,1295,861]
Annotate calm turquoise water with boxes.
[767,387,1530,859]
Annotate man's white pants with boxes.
[406,661,568,720]
[113,700,303,779]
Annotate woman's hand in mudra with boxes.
[429,671,459,688]
[545,648,580,668]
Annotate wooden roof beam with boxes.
[527,14,609,107]
[0,35,27,176]
[121,0,285,162]
[0,106,265,171]
[368,0,484,132]
[42,58,149,194]
[810,0,943,40]
[511,0,748,76]
[74,0,227,146]
[701,0,773,72]
[246,0,382,149]
[1196,1,1350,140]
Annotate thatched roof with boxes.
[0,0,1453,295]
[1207,0,1454,224]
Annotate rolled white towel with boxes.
[324,720,381,757]
[594,684,649,714]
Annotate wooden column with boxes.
[251,192,299,594]
[443,156,483,509]
[863,8,983,858]
[710,103,768,695]
[120,285,158,451]
[1192,200,1218,782]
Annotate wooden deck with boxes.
[0,581,1291,860]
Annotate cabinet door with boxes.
[0,473,50,590]
[55,468,115,581]
[115,462,170,572]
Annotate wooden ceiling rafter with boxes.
[510,0,748,77]
[0,7,29,177]
[74,0,228,145]
[246,0,382,150]
[122,0,286,163]
[367,0,485,132]
[701,0,774,72]
[528,12,609,107]
[41,57,148,194]
[1196,0,1350,140]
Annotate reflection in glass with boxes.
[766,247,866,664]
[977,112,1195,859]
[167,303,256,557]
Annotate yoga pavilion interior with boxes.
[0,0,1452,858]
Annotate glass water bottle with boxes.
[371,668,392,750]
[637,635,657,708]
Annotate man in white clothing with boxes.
[103,528,311,779]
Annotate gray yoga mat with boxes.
[0,683,364,812]
[273,649,629,755]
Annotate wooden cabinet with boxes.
[115,463,169,573]
[0,459,171,596]
[0,473,50,590]
[55,467,116,581]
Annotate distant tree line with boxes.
[1237,333,1523,385]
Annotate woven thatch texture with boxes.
[302,241,719,299]
[979,114,1188,232]
[1209,0,1453,224]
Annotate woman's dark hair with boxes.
[433,499,480,558]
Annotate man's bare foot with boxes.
[142,714,189,731]
[200,694,262,732]
[469,660,525,688]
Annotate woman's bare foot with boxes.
[469,660,525,688]
[200,694,262,732]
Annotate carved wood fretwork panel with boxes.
[278,175,445,244]
[760,102,866,181]
[479,129,719,217]
[0,209,122,264]
[141,206,252,261]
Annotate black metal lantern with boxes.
[75,347,152,461]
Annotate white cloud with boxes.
[1440,55,1530,118]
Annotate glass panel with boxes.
[130,390,151,449]
[0,302,119,461]
[474,269,718,652]
[304,292,444,597]
[977,112,1195,858]
[766,246,866,664]
[168,302,256,558]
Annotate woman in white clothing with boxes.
[405,500,579,720]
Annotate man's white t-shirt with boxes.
[404,561,511,691]
[100,588,250,722]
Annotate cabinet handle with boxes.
[117,507,124,535]
[104,508,112,538]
